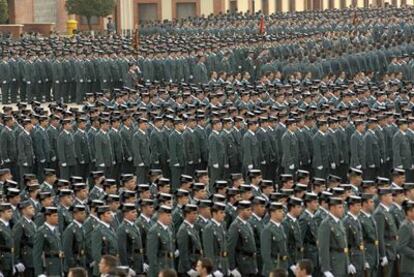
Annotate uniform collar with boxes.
[45,222,56,232]
[0,218,9,227]
[380,202,390,212]
[270,219,281,227]
[287,213,297,222]
[328,212,340,223]
[157,220,168,230]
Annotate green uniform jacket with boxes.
[0,127,17,163]
[58,205,72,233]
[109,129,124,164]
[120,126,134,162]
[62,221,86,271]
[397,219,414,275]
[177,221,203,273]
[282,214,303,267]
[208,131,227,167]
[95,130,114,167]
[350,131,364,168]
[299,210,319,270]
[83,215,100,266]
[281,130,299,170]
[363,129,381,168]
[317,214,349,276]
[312,131,329,170]
[12,217,36,269]
[390,203,405,229]
[261,220,288,276]
[202,220,229,274]
[359,211,379,270]
[132,129,151,166]
[135,214,154,263]
[183,128,201,165]
[150,128,168,165]
[221,129,240,168]
[47,125,59,162]
[34,127,51,163]
[0,220,14,274]
[146,222,175,277]
[33,224,63,276]
[242,130,261,169]
[17,130,34,167]
[117,220,144,274]
[169,130,186,167]
[91,223,119,275]
[57,130,77,166]
[393,130,412,169]
[227,217,258,275]
[343,213,366,274]
[373,204,398,261]
[74,129,91,164]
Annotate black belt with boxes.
[133,249,144,254]
[330,247,348,254]
[240,251,256,257]
[385,236,398,241]
[159,251,174,259]
[45,251,64,258]
[0,245,12,252]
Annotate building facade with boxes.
[8,0,414,33]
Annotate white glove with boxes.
[397,165,403,169]
[369,164,375,168]
[40,159,46,163]
[224,164,229,169]
[213,270,224,277]
[381,158,384,164]
[23,162,28,167]
[127,157,133,161]
[261,161,266,165]
[213,163,219,169]
[112,161,116,165]
[356,165,362,169]
[99,163,105,167]
[0,272,3,277]
[324,272,334,277]
[14,263,25,272]
[348,264,356,274]
[381,256,388,267]
[174,163,180,167]
[4,159,10,163]
[187,269,198,277]
[331,163,336,169]
[51,156,56,162]
[188,161,194,165]
[289,164,294,170]
[175,249,180,257]
[290,265,297,273]
[80,160,85,164]
[143,263,149,272]
[248,164,253,169]
[230,269,242,277]
[38,275,47,277]
[154,161,160,164]
[365,262,370,269]
[317,166,323,170]
[128,268,136,276]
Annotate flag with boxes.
[259,15,265,34]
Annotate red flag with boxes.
[259,15,265,34]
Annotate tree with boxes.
[66,0,115,31]
[0,0,8,24]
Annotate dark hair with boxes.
[297,259,313,275]
[198,257,213,274]
[68,267,88,277]
[270,268,288,277]
[100,255,118,270]
[159,268,177,277]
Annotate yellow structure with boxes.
[113,0,414,32]
[66,19,78,35]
